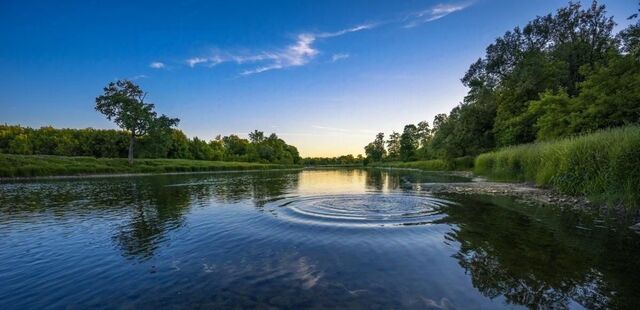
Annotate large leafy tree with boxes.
[248,132,299,164]
[399,125,418,162]
[460,1,616,146]
[364,133,386,162]
[385,131,401,160]
[95,80,179,164]
[248,130,265,143]
[530,54,640,139]
[222,134,250,159]
[416,121,431,148]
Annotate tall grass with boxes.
[0,154,299,178]
[474,126,640,207]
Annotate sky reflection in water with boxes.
[0,169,639,309]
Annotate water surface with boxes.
[1,169,639,309]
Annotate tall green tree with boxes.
[416,121,431,148]
[248,130,265,143]
[460,1,616,146]
[167,130,191,159]
[222,135,250,160]
[364,133,386,162]
[95,80,179,164]
[530,53,640,139]
[399,125,418,162]
[138,115,180,158]
[386,131,401,160]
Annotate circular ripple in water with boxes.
[267,193,453,227]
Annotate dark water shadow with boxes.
[434,194,640,309]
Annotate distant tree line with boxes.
[302,154,364,166]
[0,125,301,165]
[365,1,640,162]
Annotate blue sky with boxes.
[0,0,636,156]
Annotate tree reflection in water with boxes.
[113,171,299,260]
[113,180,191,260]
[2,169,639,309]
[436,195,640,309]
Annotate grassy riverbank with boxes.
[372,156,475,171]
[474,126,640,208]
[0,154,299,178]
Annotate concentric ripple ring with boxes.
[266,193,454,227]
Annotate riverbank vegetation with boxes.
[0,125,301,165]
[475,126,640,207]
[1,78,301,177]
[0,154,297,178]
[361,1,640,206]
[365,1,639,164]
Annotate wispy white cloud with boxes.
[149,62,165,69]
[241,33,319,75]
[131,74,148,80]
[173,3,473,75]
[404,2,472,28]
[316,23,377,38]
[186,57,207,67]
[240,63,283,76]
[187,55,223,67]
[186,24,374,75]
[331,53,350,62]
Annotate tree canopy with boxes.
[364,133,386,162]
[364,1,640,163]
[95,80,179,164]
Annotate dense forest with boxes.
[365,1,640,162]
[0,125,301,165]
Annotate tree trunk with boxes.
[128,135,135,165]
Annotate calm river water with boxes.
[1,169,639,309]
